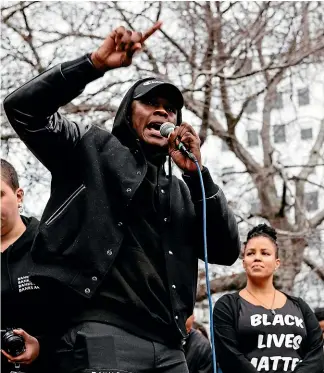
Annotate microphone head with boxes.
[160,122,176,138]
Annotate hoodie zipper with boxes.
[45,184,86,226]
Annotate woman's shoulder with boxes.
[213,292,241,322]
[280,292,315,315]
[280,291,306,306]
[214,292,240,308]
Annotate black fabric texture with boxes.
[184,329,213,373]
[1,216,60,373]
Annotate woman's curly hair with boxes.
[244,223,279,258]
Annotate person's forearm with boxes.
[4,54,103,128]
[3,54,104,171]
[204,187,240,265]
[183,167,240,265]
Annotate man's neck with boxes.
[140,142,167,166]
[1,218,26,252]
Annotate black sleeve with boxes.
[294,298,324,373]
[197,344,213,373]
[213,295,259,373]
[3,54,104,172]
[182,167,240,265]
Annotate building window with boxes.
[245,97,258,114]
[273,125,286,143]
[298,87,310,106]
[301,128,313,140]
[247,129,259,147]
[272,91,283,109]
[221,140,229,151]
[305,191,319,212]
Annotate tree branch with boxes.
[196,272,246,302]
[196,252,324,302]
[303,255,324,282]
[199,3,215,145]
[309,209,324,229]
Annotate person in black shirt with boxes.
[213,224,324,373]
[192,321,209,341]
[1,159,56,373]
[4,22,240,373]
[184,315,213,373]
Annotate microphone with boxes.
[160,122,196,161]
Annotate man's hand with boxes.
[1,329,40,365]
[168,123,203,173]
[91,21,162,71]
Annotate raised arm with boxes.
[3,23,161,172]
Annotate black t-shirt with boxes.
[238,297,307,372]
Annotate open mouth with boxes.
[146,122,165,138]
[147,122,163,131]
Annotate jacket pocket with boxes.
[36,184,87,258]
[45,184,86,226]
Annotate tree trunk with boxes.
[274,236,306,293]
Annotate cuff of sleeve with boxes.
[61,54,105,87]
[182,166,219,201]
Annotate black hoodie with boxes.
[3,54,241,344]
[1,217,57,373]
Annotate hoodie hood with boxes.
[111,77,183,153]
[4,216,39,260]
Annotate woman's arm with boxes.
[294,298,324,373]
[213,295,258,373]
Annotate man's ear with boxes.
[16,188,24,205]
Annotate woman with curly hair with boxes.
[213,224,324,373]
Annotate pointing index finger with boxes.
[141,21,163,43]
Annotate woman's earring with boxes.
[18,203,24,214]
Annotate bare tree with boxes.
[1,1,324,303]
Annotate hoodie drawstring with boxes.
[167,156,172,224]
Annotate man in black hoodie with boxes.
[4,23,240,372]
[1,159,58,373]
[184,315,213,373]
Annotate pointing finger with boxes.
[141,21,162,43]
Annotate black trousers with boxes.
[55,322,189,373]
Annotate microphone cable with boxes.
[160,122,217,372]
[190,155,217,373]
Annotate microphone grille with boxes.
[160,122,175,138]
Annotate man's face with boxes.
[1,179,23,236]
[319,320,324,338]
[131,95,177,148]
